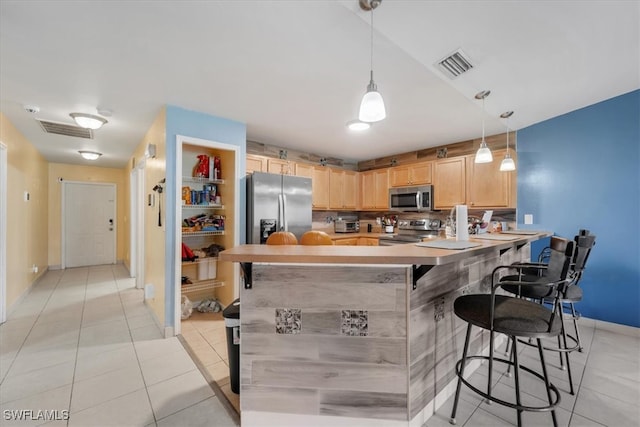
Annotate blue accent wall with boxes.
[164,105,246,327]
[517,90,640,327]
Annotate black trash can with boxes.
[222,298,240,394]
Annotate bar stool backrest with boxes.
[546,236,575,282]
[570,232,596,284]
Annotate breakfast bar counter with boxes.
[219,233,550,427]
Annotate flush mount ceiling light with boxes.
[69,113,108,130]
[78,150,102,160]
[474,90,493,164]
[499,111,516,171]
[346,120,371,131]
[358,0,386,123]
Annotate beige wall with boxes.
[128,108,167,326]
[47,163,127,268]
[0,113,49,309]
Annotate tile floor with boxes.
[426,318,640,427]
[180,310,240,414]
[0,266,238,427]
[2,267,639,426]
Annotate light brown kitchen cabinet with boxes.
[312,167,330,209]
[333,237,358,246]
[357,237,378,246]
[294,162,314,178]
[433,157,466,209]
[466,149,516,208]
[360,169,389,210]
[267,158,293,175]
[246,154,266,174]
[389,161,432,187]
[329,169,358,210]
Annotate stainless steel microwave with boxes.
[389,185,433,212]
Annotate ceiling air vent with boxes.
[37,119,93,139]
[437,49,474,79]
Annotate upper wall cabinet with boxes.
[466,149,516,208]
[329,169,358,210]
[389,161,432,187]
[360,169,389,210]
[311,166,330,210]
[433,157,466,209]
[267,158,294,175]
[246,154,266,175]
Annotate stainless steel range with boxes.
[378,218,442,246]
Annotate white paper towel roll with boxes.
[455,205,469,241]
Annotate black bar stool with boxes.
[500,230,596,394]
[450,236,575,427]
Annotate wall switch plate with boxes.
[524,214,533,225]
[144,284,155,299]
[24,191,30,201]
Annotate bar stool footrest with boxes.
[455,355,561,413]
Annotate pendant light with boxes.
[474,90,492,163]
[358,0,386,123]
[499,111,516,171]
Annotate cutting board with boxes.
[416,241,482,250]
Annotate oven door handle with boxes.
[416,191,422,210]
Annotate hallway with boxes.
[0,266,238,426]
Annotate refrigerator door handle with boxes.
[278,193,284,231]
[282,194,288,231]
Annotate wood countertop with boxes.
[219,232,551,266]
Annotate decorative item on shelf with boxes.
[182,186,191,205]
[499,111,516,171]
[437,147,448,159]
[194,154,210,178]
[474,90,493,164]
[358,0,386,123]
[381,214,397,233]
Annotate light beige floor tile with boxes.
[584,351,639,382]
[0,361,75,404]
[7,344,77,377]
[573,387,640,426]
[78,318,131,349]
[426,397,477,427]
[139,348,197,386]
[568,413,607,426]
[147,369,214,420]
[68,388,155,427]
[191,344,223,366]
[581,365,639,406]
[134,337,185,362]
[205,360,231,383]
[156,397,238,427]
[70,365,145,412]
[131,324,163,341]
[461,407,514,426]
[74,342,138,381]
[126,313,157,330]
[0,384,71,427]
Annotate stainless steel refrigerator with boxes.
[247,172,312,244]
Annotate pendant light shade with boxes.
[474,90,492,164]
[499,111,516,171]
[357,0,386,123]
[359,72,386,122]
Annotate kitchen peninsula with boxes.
[219,233,549,427]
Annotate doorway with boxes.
[62,182,116,268]
[0,142,7,324]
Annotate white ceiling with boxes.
[1,1,638,168]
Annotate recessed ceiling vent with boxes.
[437,49,474,79]
[37,119,93,139]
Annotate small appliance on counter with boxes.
[334,218,360,233]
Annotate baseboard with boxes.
[48,264,62,271]
[7,266,50,317]
[584,316,640,337]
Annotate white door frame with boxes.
[0,142,7,323]
[173,135,241,335]
[61,181,117,269]
[130,160,145,288]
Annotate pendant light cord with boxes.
[481,97,486,141]
[370,8,374,77]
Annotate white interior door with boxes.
[63,182,116,268]
[0,142,7,323]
